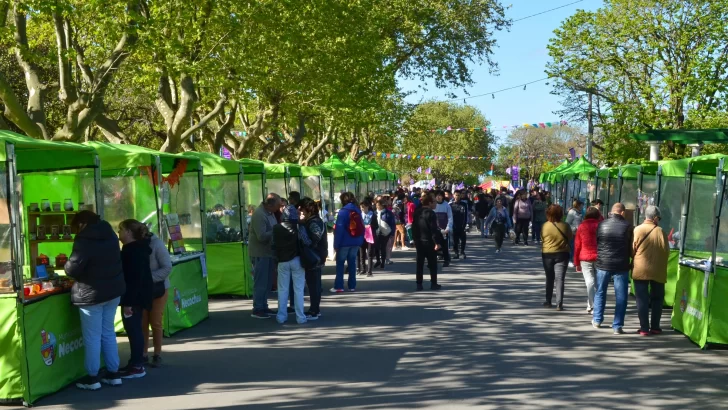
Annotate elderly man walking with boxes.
[593,203,633,334]
[249,193,281,319]
[632,206,670,336]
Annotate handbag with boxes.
[299,240,321,269]
[152,281,166,299]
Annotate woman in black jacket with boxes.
[65,211,126,390]
[117,219,154,379]
[412,193,444,291]
[299,198,328,320]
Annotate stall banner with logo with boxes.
[21,293,86,404]
[671,264,711,348]
[165,258,209,336]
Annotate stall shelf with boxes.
[88,143,209,337]
[182,152,251,297]
[670,154,728,347]
[0,131,103,405]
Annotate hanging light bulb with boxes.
[523,85,527,90]
[492,94,495,99]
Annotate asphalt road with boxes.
[25,232,728,409]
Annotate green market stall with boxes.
[345,156,370,200]
[263,163,288,198]
[671,154,728,348]
[317,166,334,223]
[595,167,619,210]
[555,157,597,206]
[358,158,388,194]
[239,159,266,224]
[319,155,357,213]
[88,143,209,337]
[540,160,570,193]
[182,152,251,297]
[616,163,658,226]
[301,166,323,202]
[0,131,103,405]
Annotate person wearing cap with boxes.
[632,205,670,336]
[272,205,307,324]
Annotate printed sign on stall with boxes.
[165,258,209,336]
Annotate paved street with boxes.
[28,233,728,409]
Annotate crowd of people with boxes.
[62,182,671,392]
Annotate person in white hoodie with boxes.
[434,191,453,267]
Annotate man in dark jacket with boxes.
[450,190,469,259]
[593,203,634,334]
[412,193,444,291]
[65,211,125,390]
[272,205,307,324]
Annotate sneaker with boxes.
[462,252,466,259]
[453,254,460,260]
[330,288,344,293]
[637,330,650,336]
[150,355,163,368]
[568,262,575,268]
[348,288,356,292]
[373,262,382,268]
[387,260,393,265]
[650,329,662,335]
[264,308,276,316]
[366,273,373,277]
[496,249,501,254]
[542,302,553,308]
[416,284,424,291]
[101,371,122,386]
[430,284,442,290]
[442,261,450,268]
[76,375,102,391]
[306,312,320,321]
[524,242,529,246]
[555,306,563,311]
[287,307,295,314]
[586,308,593,314]
[251,311,270,319]
[613,327,624,335]
[591,320,601,329]
[120,366,146,379]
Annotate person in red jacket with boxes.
[404,194,416,246]
[574,207,601,314]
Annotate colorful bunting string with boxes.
[374,152,571,161]
[403,120,568,135]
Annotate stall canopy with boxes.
[660,153,728,178]
[558,157,598,179]
[0,130,97,172]
[239,158,266,175]
[86,142,201,173]
[543,160,572,184]
[319,154,357,180]
[630,129,728,144]
[358,158,388,181]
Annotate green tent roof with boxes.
[0,130,97,173]
[319,155,357,179]
[264,163,287,179]
[559,157,598,180]
[85,142,200,173]
[301,166,322,178]
[238,158,265,175]
[540,160,570,183]
[596,167,619,179]
[357,158,388,180]
[617,162,658,179]
[181,151,241,175]
[315,166,331,178]
[280,163,302,178]
[659,153,728,178]
[343,156,370,182]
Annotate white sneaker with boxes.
[330,288,344,293]
[386,260,393,265]
[592,320,601,329]
[568,262,575,268]
[496,249,501,253]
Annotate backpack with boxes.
[348,211,365,237]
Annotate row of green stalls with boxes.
[669,154,728,348]
[550,157,598,207]
[539,160,571,201]
[319,155,358,220]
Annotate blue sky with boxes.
[398,0,604,144]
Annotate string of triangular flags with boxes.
[374,152,571,161]
[404,120,568,135]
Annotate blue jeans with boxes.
[252,256,275,312]
[276,257,306,324]
[79,297,121,376]
[532,221,543,242]
[335,246,358,290]
[593,270,629,329]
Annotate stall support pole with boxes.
[198,166,207,255]
[154,157,165,241]
[617,169,624,204]
[636,169,644,225]
[606,174,611,210]
[93,155,104,218]
[656,166,663,207]
[238,165,247,243]
[712,159,725,270]
[679,163,693,258]
[6,144,23,289]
